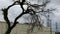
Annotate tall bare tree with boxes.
[1,0,55,34]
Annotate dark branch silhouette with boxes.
[1,0,55,34]
[1,0,27,34]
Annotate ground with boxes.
[0,22,55,34]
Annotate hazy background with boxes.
[0,0,60,32]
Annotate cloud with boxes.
[0,0,13,9]
[0,0,60,32]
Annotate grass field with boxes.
[0,22,55,34]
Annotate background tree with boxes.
[1,0,55,34]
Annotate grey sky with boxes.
[0,0,60,32]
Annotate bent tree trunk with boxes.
[5,13,24,34]
[2,0,26,34]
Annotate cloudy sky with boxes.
[0,0,60,32]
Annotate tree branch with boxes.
[1,1,18,28]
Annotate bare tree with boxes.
[1,0,55,34]
[24,0,55,34]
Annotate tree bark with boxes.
[5,28,12,34]
[5,12,25,34]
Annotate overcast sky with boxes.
[0,0,60,32]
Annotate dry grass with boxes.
[0,22,55,34]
